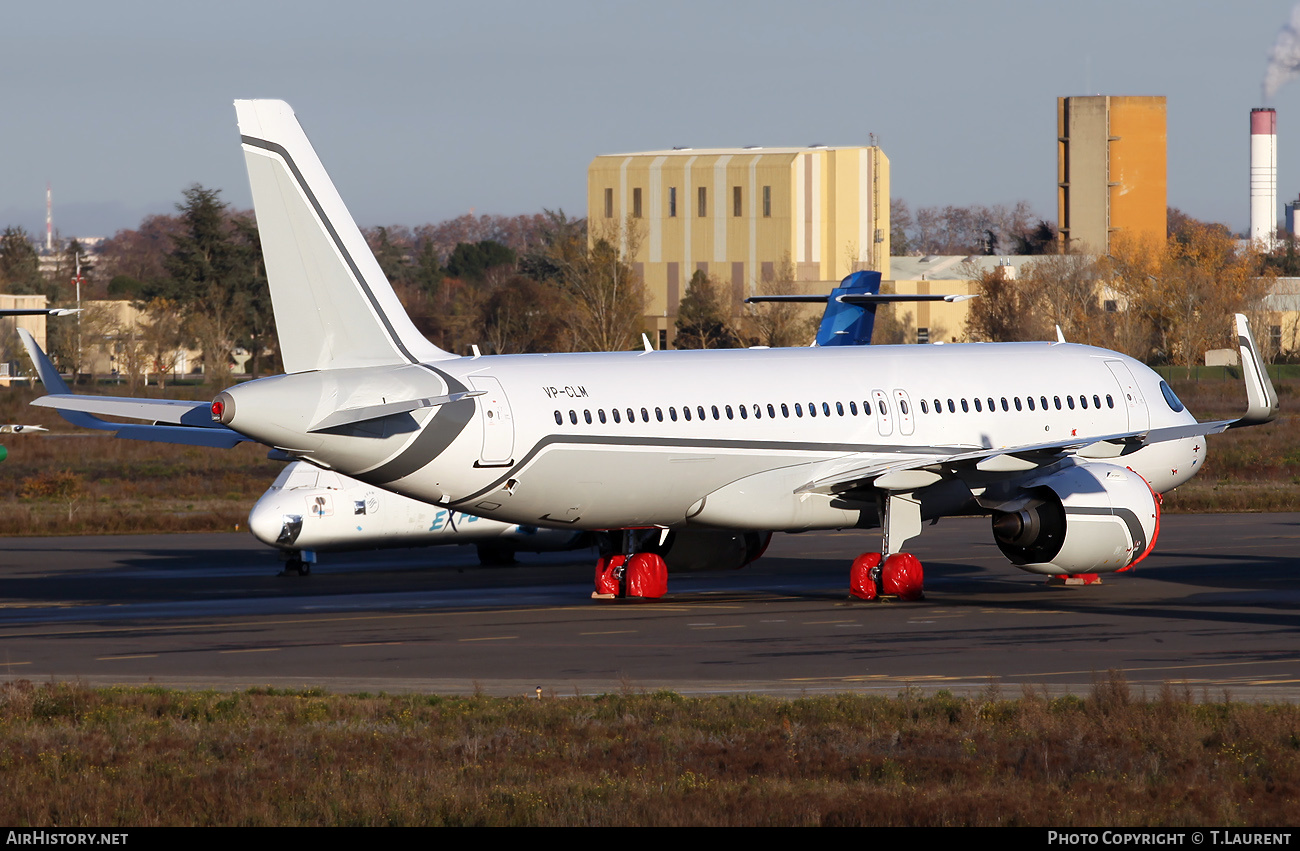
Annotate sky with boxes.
[4,0,1300,240]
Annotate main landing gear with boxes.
[850,491,925,602]
[592,530,667,600]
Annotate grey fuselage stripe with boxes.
[240,134,418,366]
[444,432,974,506]
[1064,505,1146,559]
[356,367,475,484]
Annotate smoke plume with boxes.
[1264,4,1300,101]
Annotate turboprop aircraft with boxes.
[26,99,1280,601]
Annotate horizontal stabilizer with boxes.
[114,425,249,448]
[18,328,248,445]
[32,394,216,427]
[307,390,485,432]
[0,308,81,317]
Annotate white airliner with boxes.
[25,100,1279,601]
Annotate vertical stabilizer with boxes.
[235,100,452,372]
[814,271,883,347]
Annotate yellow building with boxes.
[1057,96,1167,254]
[588,145,889,345]
[0,294,50,385]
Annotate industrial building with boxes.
[1057,96,1167,254]
[588,145,889,346]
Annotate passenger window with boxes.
[808,403,817,418]
[1094,395,1102,409]
[1014,397,1022,411]
[878,401,887,416]
[920,400,929,414]
[934,399,942,413]
[683,406,691,421]
[739,405,748,419]
[1000,397,1008,411]
[1067,396,1075,410]
[1040,396,1048,410]
[1079,396,1087,409]
[711,405,720,420]
[599,409,607,423]
[569,410,578,424]
[669,407,678,421]
[767,404,776,418]
[655,407,663,422]
[584,410,592,424]
[1054,396,1061,410]
[1027,397,1035,411]
[1106,395,1114,408]
[987,397,995,411]
[781,403,789,418]
[961,399,969,413]
[641,407,649,422]
[627,408,635,422]
[613,408,622,423]
[698,406,706,420]
[725,405,734,420]
[554,411,562,425]
[851,401,859,415]
[823,402,831,416]
[947,399,955,413]
[795,403,803,417]
[974,398,983,412]
[836,402,844,416]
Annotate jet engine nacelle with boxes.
[990,462,1158,576]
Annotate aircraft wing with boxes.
[17,328,250,448]
[794,422,1232,496]
[798,313,1276,497]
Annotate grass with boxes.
[0,376,1298,536]
[0,674,1296,826]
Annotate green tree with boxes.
[0,227,50,297]
[149,185,273,382]
[675,270,739,349]
[446,240,516,282]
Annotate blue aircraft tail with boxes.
[814,271,882,347]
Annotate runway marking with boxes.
[97,654,158,661]
[690,624,746,630]
[219,648,278,654]
[1,661,31,666]
[459,636,518,642]
[804,619,855,625]
[1004,657,1300,679]
[339,642,403,647]
[579,630,635,636]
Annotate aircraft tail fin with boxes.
[235,100,453,373]
[814,271,882,346]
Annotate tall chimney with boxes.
[1251,107,1278,247]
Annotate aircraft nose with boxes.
[247,494,301,547]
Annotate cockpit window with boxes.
[1159,380,1185,413]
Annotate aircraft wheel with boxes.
[881,553,924,601]
[850,553,882,600]
[624,553,667,599]
[280,555,309,577]
[592,554,625,599]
